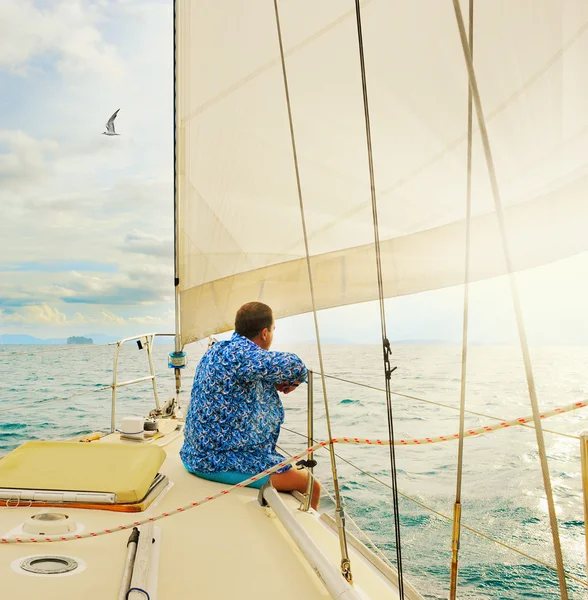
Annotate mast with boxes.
[173,0,180,355]
[171,0,185,403]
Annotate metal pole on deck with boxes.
[146,335,161,411]
[117,528,140,600]
[302,370,315,512]
[111,342,122,433]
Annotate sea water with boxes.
[0,342,586,599]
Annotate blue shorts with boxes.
[189,470,270,489]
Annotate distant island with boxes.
[67,336,93,345]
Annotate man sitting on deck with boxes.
[180,302,321,510]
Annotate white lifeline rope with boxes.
[2,398,585,545]
[337,399,586,446]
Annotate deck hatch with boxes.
[0,441,166,504]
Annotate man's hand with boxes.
[275,381,301,394]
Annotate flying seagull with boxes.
[102,109,121,136]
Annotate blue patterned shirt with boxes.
[180,333,307,475]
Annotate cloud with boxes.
[0,264,172,309]
[101,310,125,326]
[1,303,68,325]
[0,302,176,338]
[123,230,173,259]
[60,266,173,305]
[0,0,124,78]
[0,130,60,188]
[0,128,144,201]
[6,260,118,273]
[58,269,172,306]
[128,310,174,325]
[0,303,129,328]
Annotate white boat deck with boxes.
[1,427,414,599]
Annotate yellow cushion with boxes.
[0,441,166,503]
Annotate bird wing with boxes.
[105,109,120,133]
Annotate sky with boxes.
[1,0,588,346]
[1,0,175,338]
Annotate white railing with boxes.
[109,333,175,433]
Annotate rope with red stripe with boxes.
[338,399,587,447]
[0,441,328,545]
[1,398,584,545]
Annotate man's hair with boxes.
[235,302,273,339]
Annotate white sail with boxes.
[177,0,588,344]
